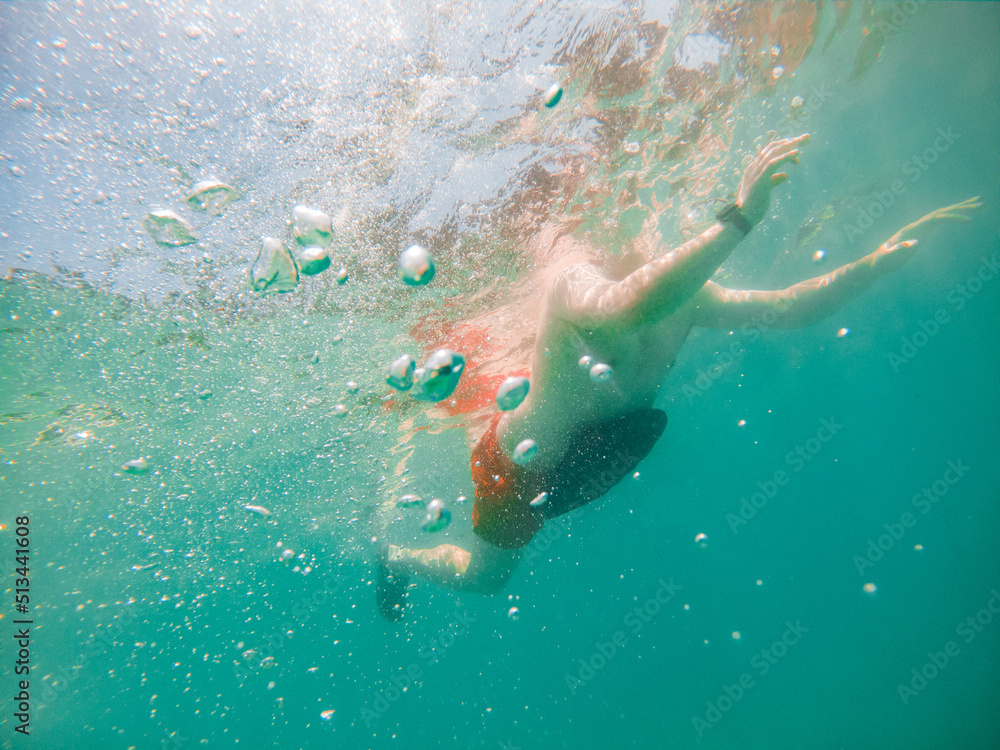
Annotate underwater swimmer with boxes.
[377,133,981,619]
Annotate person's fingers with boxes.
[756,139,791,164]
[739,134,810,202]
[752,142,803,181]
[757,133,809,162]
[953,196,981,210]
[937,197,982,216]
[761,149,800,180]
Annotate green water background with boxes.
[1,2,998,749]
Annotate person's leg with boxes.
[377,536,520,620]
[384,535,521,594]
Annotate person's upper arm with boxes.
[691,281,793,329]
[547,262,621,328]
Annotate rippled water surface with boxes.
[1,2,998,749]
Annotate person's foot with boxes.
[376,545,410,622]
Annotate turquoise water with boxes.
[1,2,998,749]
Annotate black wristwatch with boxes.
[716,203,753,236]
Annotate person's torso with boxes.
[498,295,695,469]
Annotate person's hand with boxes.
[736,133,810,227]
[868,197,982,274]
[881,196,982,249]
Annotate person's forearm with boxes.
[720,240,912,328]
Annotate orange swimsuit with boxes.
[471,408,667,549]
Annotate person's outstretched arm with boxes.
[551,134,810,329]
[691,197,982,329]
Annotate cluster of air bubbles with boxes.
[769,45,785,80]
[143,176,240,249]
[578,355,615,384]
[387,349,466,403]
[395,494,453,532]
[248,206,351,294]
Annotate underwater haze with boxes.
[1,1,999,749]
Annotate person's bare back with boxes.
[496,282,695,469]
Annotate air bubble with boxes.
[398,244,435,286]
[589,363,613,383]
[512,439,538,466]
